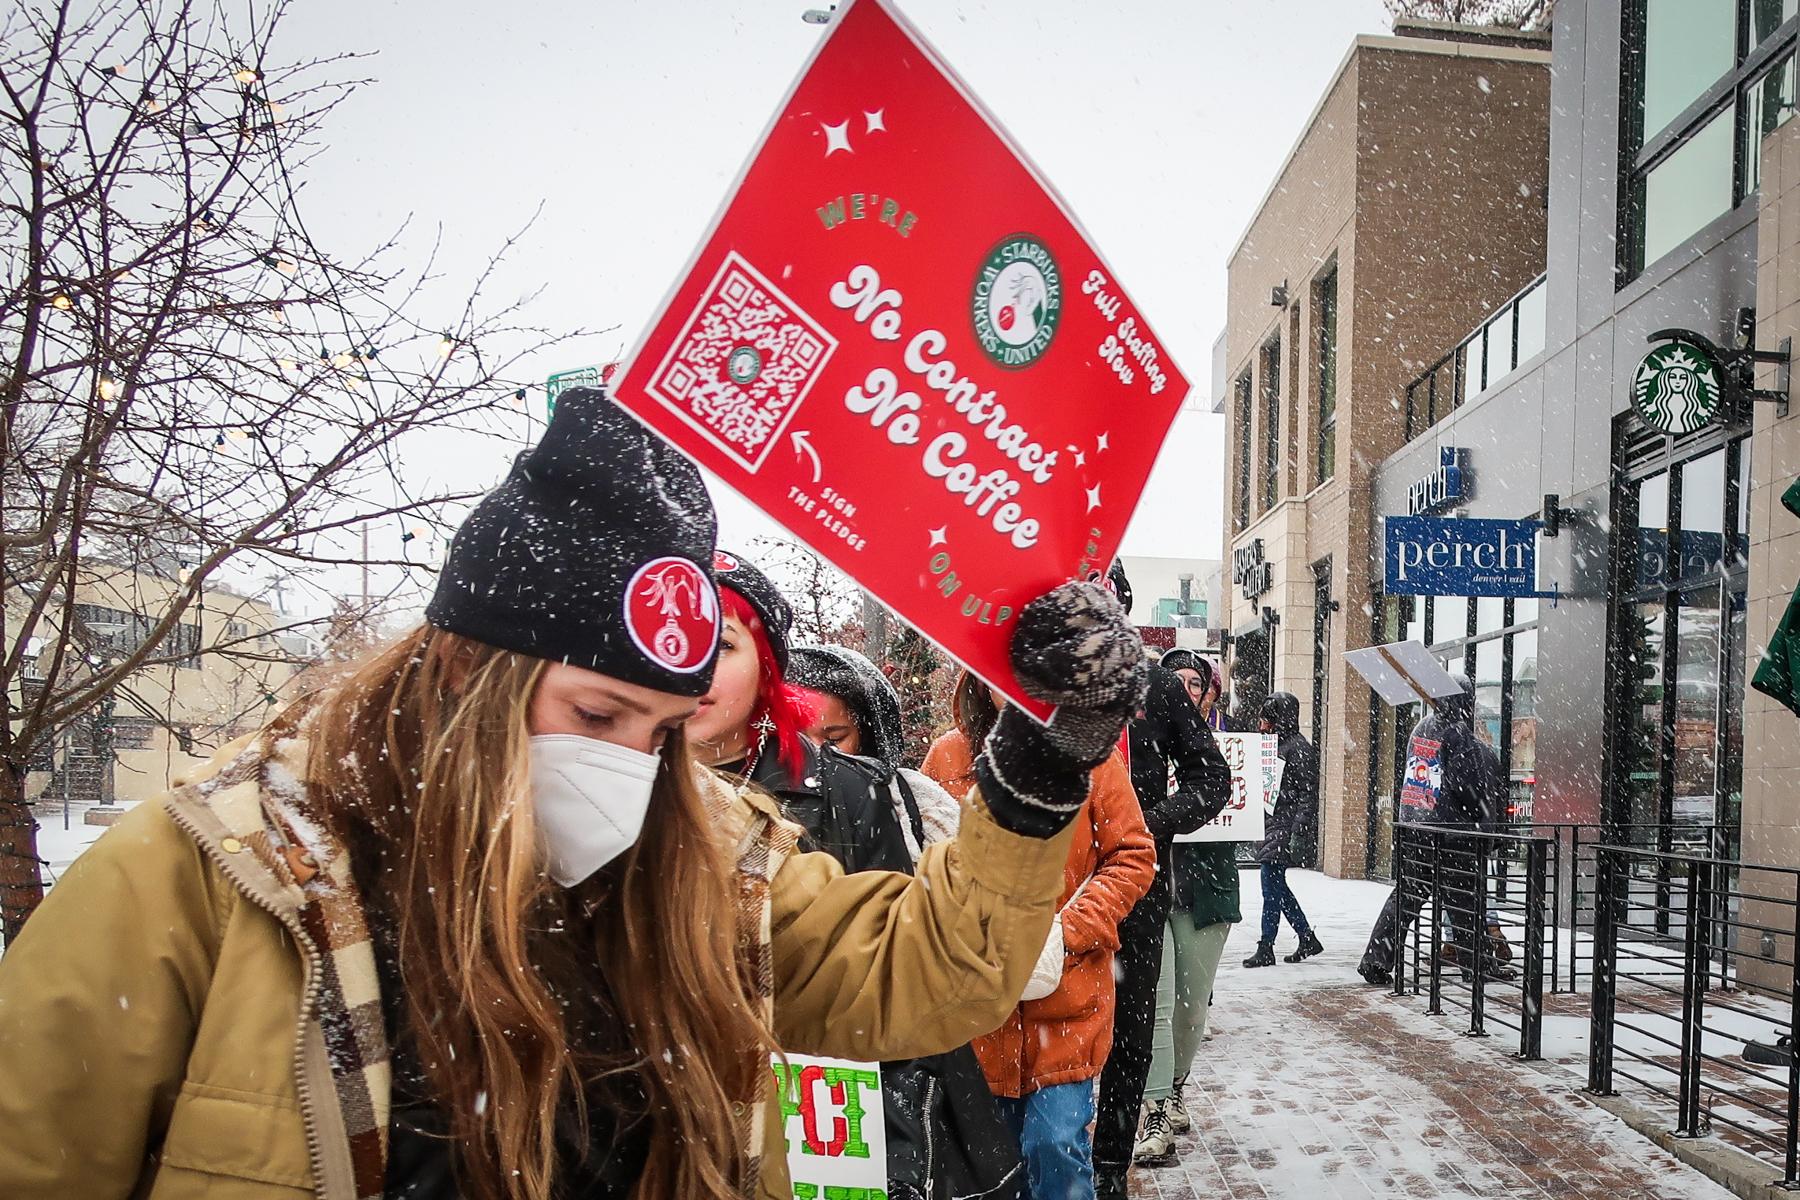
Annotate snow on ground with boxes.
[32,803,111,886]
[1133,867,1741,1199]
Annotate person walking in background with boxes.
[1135,652,1241,1168]
[1357,675,1506,986]
[924,672,1157,1200]
[788,642,960,849]
[1092,570,1233,1199]
[1244,692,1323,969]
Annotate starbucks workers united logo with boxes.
[972,234,1062,369]
[1632,341,1724,435]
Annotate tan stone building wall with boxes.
[1220,29,1550,877]
[16,568,308,809]
[1739,118,1800,979]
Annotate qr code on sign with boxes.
[647,252,838,473]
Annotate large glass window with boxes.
[1637,108,1735,270]
[1261,336,1281,512]
[1370,587,1541,839]
[1638,0,1737,143]
[1608,436,1750,853]
[1623,1,1798,279]
[1315,270,1338,486]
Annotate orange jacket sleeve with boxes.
[1059,752,1155,956]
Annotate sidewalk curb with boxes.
[1581,1090,1793,1200]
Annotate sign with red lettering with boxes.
[772,1054,887,1197]
[1176,733,1275,844]
[610,0,1190,711]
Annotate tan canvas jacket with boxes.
[0,733,1070,1199]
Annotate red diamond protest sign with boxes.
[611,0,1190,712]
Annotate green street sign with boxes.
[545,363,617,416]
[1632,338,1724,435]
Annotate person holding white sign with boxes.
[0,390,1150,1200]
[1136,651,1241,1168]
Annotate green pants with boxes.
[1145,912,1232,1102]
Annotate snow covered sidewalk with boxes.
[1130,869,1735,1200]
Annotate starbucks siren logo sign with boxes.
[1632,340,1724,435]
[972,234,1062,369]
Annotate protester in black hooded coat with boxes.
[1243,692,1324,968]
[1357,676,1506,984]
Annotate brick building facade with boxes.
[1216,24,1550,877]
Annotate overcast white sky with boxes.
[276,0,1389,612]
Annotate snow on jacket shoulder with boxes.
[0,731,1073,1200]
[921,730,1155,1096]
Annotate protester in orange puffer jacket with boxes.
[922,672,1156,1200]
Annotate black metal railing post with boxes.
[1428,831,1445,1016]
[1675,859,1707,1137]
[1571,823,1586,994]
[1391,828,1408,997]
[1520,837,1546,1060]
[1468,834,1489,1039]
[1549,830,1564,995]
[1785,883,1800,1187]
[1588,847,1618,1096]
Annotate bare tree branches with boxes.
[0,0,575,935]
[1385,0,1555,30]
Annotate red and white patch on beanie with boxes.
[624,557,719,674]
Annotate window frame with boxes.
[1260,334,1282,512]
[1618,0,1799,283]
[1233,370,1253,531]
[1314,268,1339,487]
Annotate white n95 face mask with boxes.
[529,735,662,887]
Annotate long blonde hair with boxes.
[295,626,775,1200]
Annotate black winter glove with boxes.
[977,582,1149,838]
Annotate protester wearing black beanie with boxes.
[711,550,795,672]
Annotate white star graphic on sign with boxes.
[928,525,948,547]
[1096,431,1111,452]
[1086,484,1103,512]
[864,108,886,134]
[821,120,853,155]
[1072,449,1087,468]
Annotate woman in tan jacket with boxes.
[0,391,1149,1200]
[923,673,1156,1200]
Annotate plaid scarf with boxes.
[700,769,801,1195]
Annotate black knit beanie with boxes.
[1160,648,1214,693]
[712,550,795,672]
[425,387,722,696]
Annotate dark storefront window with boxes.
[1365,588,1542,878]
[1233,371,1252,531]
[1260,336,1281,512]
[1315,270,1338,486]
[1621,0,1797,280]
[1608,430,1749,857]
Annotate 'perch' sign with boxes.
[609,0,1190,713]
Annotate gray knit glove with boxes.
[976,582,1149,837]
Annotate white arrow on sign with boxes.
[791,429,822,483]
